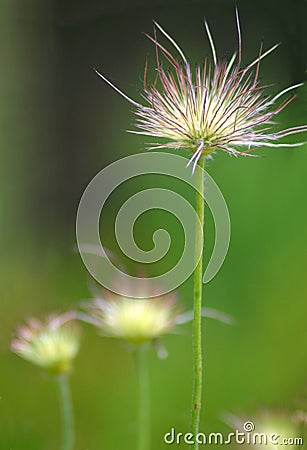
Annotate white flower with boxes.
[83,289,179,345]
[11,312,80,375]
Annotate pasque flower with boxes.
[82,283,180,347]
[11,312,80,375]
[94,12,306,449]
[81,277,233,350]
[95,9,307,172]
[12,312,80,450]
[80,272,234,450]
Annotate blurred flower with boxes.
[11,312,80,375]
[223,410,302,450]
[83,288,180,347]
[293,410,307,425]
[255,411,300,450]
[252,411,300,450]
[96,9,307,172]
[80,276,234,357]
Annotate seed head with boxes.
[96,9,307,172]
[11,312,80,375]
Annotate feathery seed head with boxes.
[96,9,307,172]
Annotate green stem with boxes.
[136,345,150,450]
[191,155,206,448]
[57,374,75,450]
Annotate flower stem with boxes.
[191,155,205,447]
[136,345,150,450]
[57,374,75,450]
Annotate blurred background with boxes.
[0,0,306,448]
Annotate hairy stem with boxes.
[191,155,205,448]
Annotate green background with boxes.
[0,0,306,448]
